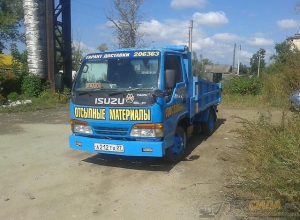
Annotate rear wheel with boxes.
[201,109,215,135]
[163,126,186,163]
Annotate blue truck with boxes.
[56,45,221,162]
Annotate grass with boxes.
[221,93,266,108]
[0,91,69,113]
[222,75,300,214]
[222,92,292,109]
[227,109,300,212]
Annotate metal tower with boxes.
[46,0,72,89]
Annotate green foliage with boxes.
[21,75,42,98]
[0,93,5,104]
[222,76,263,95]
[250,48,266,75]
[10,43,28,76]
[7,92,18,101]
[0,89,69,113]
[234,112,300,207]
[238,63,249,75]
[221,93,265,107]
[261,46,300,108]
[270,41,292,64]
[0,70,20,97]
[0,45,29,97]
[0,0,24,52]
[192,52,213,78]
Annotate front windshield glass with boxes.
[74,56,159,92]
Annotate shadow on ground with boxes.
[83,118,226,172]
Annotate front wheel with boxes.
[163,126,186,163]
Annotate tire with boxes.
[163,126,186,163]
[201,109,215,136]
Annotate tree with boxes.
[191,51,213,78]
[270,41,292,64]
[192,51,202,76]
[202,58,213,66]
[98,43,109,52]
[250,48,266,75]
[238,63,249,75]
[105,0,147,48]
[0,0,24,53]
[72,41,83,71]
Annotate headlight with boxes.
[71,120,93,134]
[130,123,164,138]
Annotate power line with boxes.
[72,0,103,10]
[72,9,104,19]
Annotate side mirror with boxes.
[55,73,64,92]
[165,69,176,89]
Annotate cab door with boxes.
[163,53,188,148]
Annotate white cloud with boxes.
[240,50,253,60]
[212,33,241,42]
[246,37,274,47]
[141,19,206,43]
[171,0,207,9]
[72,40,97,55]
[141,19,188,41]
[277,19,300,29]
[193,12,229,28]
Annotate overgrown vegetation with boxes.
[0,44,69,113]
[232,112,300,208]
[222,77,263,96]
[222,36,300,210]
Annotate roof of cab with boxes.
[84,45,189,58]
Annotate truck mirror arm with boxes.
[153,89,166,98]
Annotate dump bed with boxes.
[189,76,222,118]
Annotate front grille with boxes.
[93,126,129,137]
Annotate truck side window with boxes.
[164,55,183,84]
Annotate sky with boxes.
[14,0,299,68]
[70,0,300,67]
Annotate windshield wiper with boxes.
[108,88,142,96]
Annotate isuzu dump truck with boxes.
[56,45,221,162]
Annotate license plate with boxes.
[94,143,124,152]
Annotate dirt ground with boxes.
[0,105,285,220]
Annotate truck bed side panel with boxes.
[189,77,221,119]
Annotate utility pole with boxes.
[188,20,193,53]
[237,45,241,75]
[232,43,236,71]
[258,53,261,78]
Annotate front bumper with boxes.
[69,135,166,157]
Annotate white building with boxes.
[287,32,300,50]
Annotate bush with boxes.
[21,74,42,98]
[7,92,19,101]
[261,72,290,108]
[0,71,21,97]
[234,111,300,207]
[223,76,263,95]
[0,94,5,104]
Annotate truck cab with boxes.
[58,46,221,162]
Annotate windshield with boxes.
[74,56,160,92]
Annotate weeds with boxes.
[232,111,300,207]
[221,93,266,108]
[0,90,69,113]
